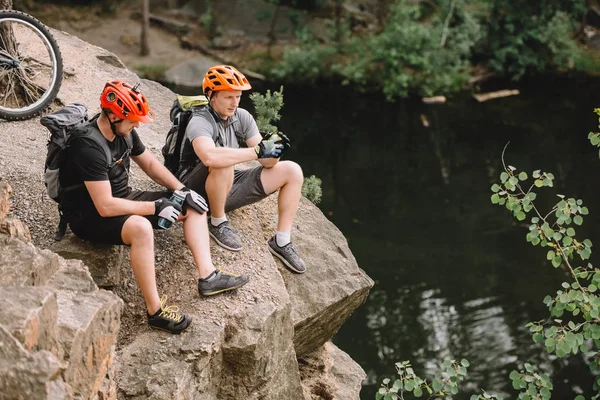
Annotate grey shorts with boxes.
[182,163,269,213]
[69,190,169,245]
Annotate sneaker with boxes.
[208,219,242,251]
[268,236,306,274]
[198,269,250,296]
[147,296,192,334]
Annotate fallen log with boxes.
[473,89,519,102]
[422,96,446,104]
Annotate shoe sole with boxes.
[148,319,192,334]
[268,244,306,274]
[199,279,249,296]
[209,231,242,252]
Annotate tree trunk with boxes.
[140,0,150,56]
[266,4,280,58]
[0,0,12,10]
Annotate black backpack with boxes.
[161,95,245,178]
[41,103,132,240]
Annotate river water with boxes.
[175,76,600,399]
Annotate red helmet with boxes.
[202,65,251,95]
[100,80,154,123]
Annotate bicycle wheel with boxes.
[0,10,63,121]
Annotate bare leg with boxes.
[121,215,161,315]
[205,166,234,219]
[182,209,216,279]
[261,161,304,232]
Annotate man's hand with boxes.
[175,187,209,215]
[154,198,182,223]
[255,132,286,159]
[279,132,291,151]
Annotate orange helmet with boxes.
[100,80,154,123]
[202,65,251,95]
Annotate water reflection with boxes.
[264,77,600,399]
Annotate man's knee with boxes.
[280,161,303,184]
[122,216,153,245]
[208,165,234,181]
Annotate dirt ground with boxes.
[26,2,291,78]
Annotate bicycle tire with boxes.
[0,10,63,121]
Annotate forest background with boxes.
[7,0,600,100]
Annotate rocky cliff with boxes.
[0,27,373,399]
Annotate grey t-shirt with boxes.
[178,107,259,178]
[186,107,259,149]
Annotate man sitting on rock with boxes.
[176,65,307,273]
[59,80,250,334]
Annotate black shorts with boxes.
[68,190,169,245]
[183,163,269,213]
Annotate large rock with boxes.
[0,235,60,287]
[50,233,130,289]
[0,181,11,220]
[258,196,374,356]
[0,184,124,400]
[0,325,71,400]
[299,342,367,400]
[0,27,373,400]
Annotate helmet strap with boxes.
[102,109,123,137]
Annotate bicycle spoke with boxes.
[0,11,62,120]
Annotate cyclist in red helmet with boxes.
[59,80,250,334]
[177,65,307,274]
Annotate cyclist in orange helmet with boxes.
[60,80,249,334]
[178,65,307,274]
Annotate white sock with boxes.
[275,231,291,247]
[211,215,227,227]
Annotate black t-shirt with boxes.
[59,121,145,216]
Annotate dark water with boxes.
[173,77,600,399]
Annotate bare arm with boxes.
[132,149,184,191]
[246,133,279,168]
[192,136,258,168]
[85,180,155,217]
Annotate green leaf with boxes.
[500,172,509,183]
[509,176,519,185]
[376,393,384,400]
[552,256,562,268]
[567,228,576,237]
[491,184,500,192]
[519,172,528,180]
[383,378,390,385]
[413,387,423,397]
[574,215,583,225]
[547,250,555,260]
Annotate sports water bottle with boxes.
[157,190,186,229]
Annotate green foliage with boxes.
[376,359,492,400]
[273,0,482,99]
[133,64,168,82]
[507,365,553,400]
[269,0,595,98]
[302,175,322,205]
[378,109,600,399]
[342,0,482,99]
[483,0,584,79]
[271,41,339,82]
[487,110,600,398]
[249,86,284,136]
